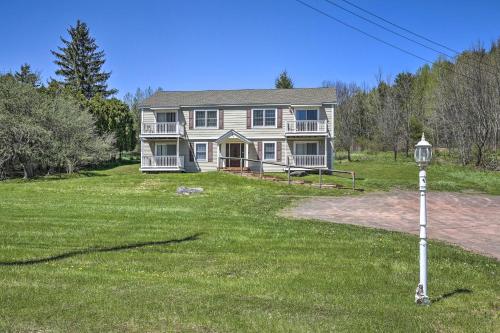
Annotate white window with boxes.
[295,142,318,155]
[156,143,177,156]
[195,142,208,162]
[295,109,318,121]
[252,109,276,127]
[195,110,218,128]
[156,112,176,123]
[263,142,276,161]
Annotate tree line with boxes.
[326,40,500,169]
[0,20,137,179]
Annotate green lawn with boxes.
[276,152,500,195]
[0,161,498,332]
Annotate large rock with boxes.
[290,170,308,177]
[177,186,204,195]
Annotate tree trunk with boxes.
[347,148,352,162]
[21,163,34,179]
[476,144,484,167]
[393,145,398,161]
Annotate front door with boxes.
[226,143,244,167]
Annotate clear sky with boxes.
[1,0,499,98]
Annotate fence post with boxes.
[260,160,263,179]
[240,158,243,176]
[352,171,355,190]
[287,156,291,185]
[319,169,322,189]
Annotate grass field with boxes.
[274,152,500,195]
[0,157,498,332]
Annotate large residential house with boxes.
[139,88,336,172]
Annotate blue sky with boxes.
[1,0,499,97]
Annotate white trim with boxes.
[194,109,219,129]
[262,141,277,161]
[291,104,322,108]
[293,141,320,155]
[294,108,319,121]
[194,142,209,162]
[251,108,278,128]
[149,107,180,110]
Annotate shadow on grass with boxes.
[431,288,473,303]
[0,234,200,266]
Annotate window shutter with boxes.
[189,143,194,162]
[277,108,283,128]
[208,142,213,162]
[257,141,262,160]
[219,110,224,129]
[189,111,194,129]
[246,109,251,129]
[276,142,282,162]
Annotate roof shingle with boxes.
[139,88,336,108]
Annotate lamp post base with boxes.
[415,284,431,305]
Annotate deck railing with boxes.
[142,156,184,168]
[291,155,325,167]
[286,120,327,133]
[141,122,183,135]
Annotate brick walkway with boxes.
[281,191,500,259]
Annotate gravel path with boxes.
[281,191,500,259]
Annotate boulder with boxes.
[177,186,204,195]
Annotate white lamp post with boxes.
[414,133,432,305]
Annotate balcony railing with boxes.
[141,122,184,135]
[291,155,325,167]
[141,156,184,168]
[286,120,327,133]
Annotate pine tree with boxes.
[51,20,116,99]
[14,63,41,87]
[275,70,294,89]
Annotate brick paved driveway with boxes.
[282,191,500,259]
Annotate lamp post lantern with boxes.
[414,133,432,305]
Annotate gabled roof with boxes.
[139,88,336,108]
[215,130,252,144]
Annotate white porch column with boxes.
[217,144,220,169]
[284,138,288,167]
[324,136,327,167]
[245,143,249,168]
[176,136,180,167]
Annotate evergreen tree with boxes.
[51,20,116,99]
[14,63,41,87]
[275,70,294,89]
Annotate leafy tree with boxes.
[0,75,113,178]
[275,70,294,89]
[14,63,41,87]
[393,72,415,157]
[123,86,162,148]
[86,96,136,157]
[51,20,116,99]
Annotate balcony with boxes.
[285,120,327,136]
[290,155,326,168]
[141,156,185,171]
[141,122,184,137]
